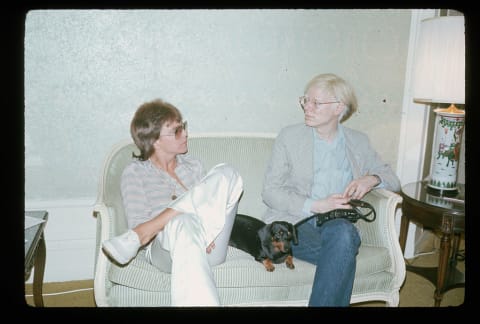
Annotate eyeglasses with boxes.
[160,121,188,140]
[299,96,340,110]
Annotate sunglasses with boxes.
[159,121,188,140]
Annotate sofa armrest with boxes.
[92,203,112,307]
[356,189,401,246]
[357,188,405,288]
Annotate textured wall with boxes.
[25,9,411,201]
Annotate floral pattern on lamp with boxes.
[428,111,464,190]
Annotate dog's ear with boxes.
[257,224,271,241]
[289,223,298,245]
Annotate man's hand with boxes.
[343,175,379,200]
[311,194,351,214]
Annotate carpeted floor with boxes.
[23,249,465,308]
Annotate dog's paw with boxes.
[286,255,295,270]
[262,259,275,272]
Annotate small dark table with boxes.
[25,210,48,307]
[399,181,464,307]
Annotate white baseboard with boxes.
[395,209,416,259]
[25,198,97,283]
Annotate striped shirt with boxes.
[120,154,205,229]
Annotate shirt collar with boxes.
[313,123,345,147]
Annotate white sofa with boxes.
[93,133,405,307]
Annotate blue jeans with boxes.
[292,218,361,306]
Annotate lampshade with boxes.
[412,16,465,104]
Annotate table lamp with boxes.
[411,15,465,192]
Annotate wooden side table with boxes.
[399,181,464,307]
[25,210,48,307]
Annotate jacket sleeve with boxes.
[261,130,308,216]
[352,133,401,193]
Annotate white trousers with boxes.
[145,163,243,306]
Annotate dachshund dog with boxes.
[229,214,298,272]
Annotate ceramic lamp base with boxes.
[427,107,465,191]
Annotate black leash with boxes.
[295,199,376,228]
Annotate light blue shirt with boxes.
[302,125,353,216]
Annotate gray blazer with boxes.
[262,123,400,224]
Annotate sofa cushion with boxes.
[108,244,391,293]
[355,245,391,275]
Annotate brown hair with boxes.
[130,99,183,160]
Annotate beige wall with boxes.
[25,9,412,201]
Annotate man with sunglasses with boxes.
[261,73,400,306]
[102,99,243,306]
